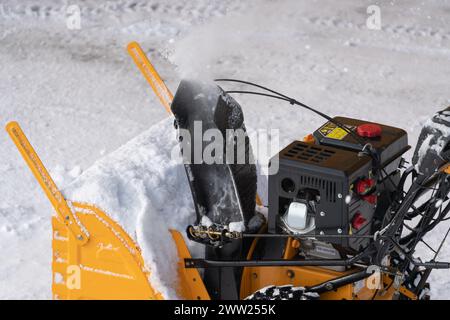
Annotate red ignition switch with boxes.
[357,123,382,138]
[355,179,376,195]
[352,212,367,230]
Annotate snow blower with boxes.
[6,41,450,300]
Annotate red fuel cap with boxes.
[357,123,382,138]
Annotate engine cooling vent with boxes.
[282,142,336,164]
[298,174,337,203]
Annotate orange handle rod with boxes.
[5,121,88,244]
[127,41,173,114]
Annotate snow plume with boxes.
[63,117,201,299]
[169,24,235,80]
[169,0,274,80]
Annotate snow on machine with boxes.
[6,41,450,300]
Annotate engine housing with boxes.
[268,117,409,252]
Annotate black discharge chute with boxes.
[170,80,257,230]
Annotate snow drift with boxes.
[64,116,199,299]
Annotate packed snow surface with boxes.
[1,0,449,299]
[64,117,198,299]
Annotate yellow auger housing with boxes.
[5,121,209,300]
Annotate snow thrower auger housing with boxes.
[5,121,209,300]
[6,41,450,300]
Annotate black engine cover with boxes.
[268,117,409,251]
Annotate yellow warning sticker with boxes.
[319,123,350,140]
[327,127,349,140]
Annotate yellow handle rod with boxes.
[5,121,88,244]
[127,41,173,114]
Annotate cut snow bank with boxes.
[63,117,200,299]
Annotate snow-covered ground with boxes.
[1,0,449,299]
